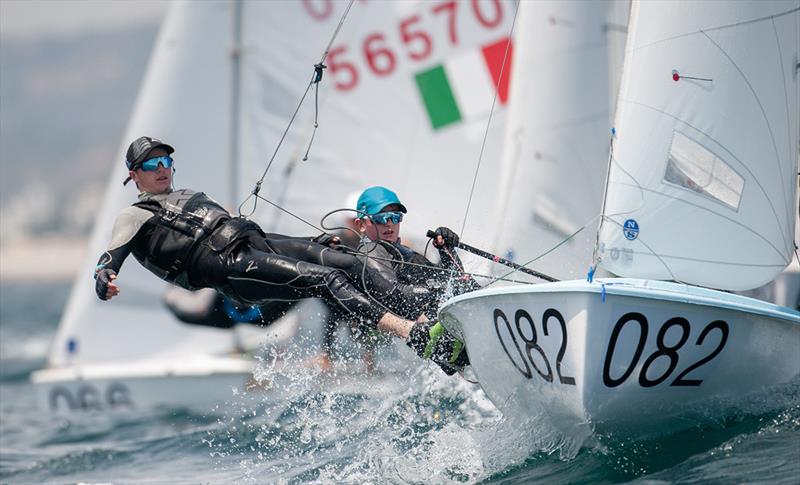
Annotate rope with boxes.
[302,67,324,161]
[252,194,326,234]
[238,0,356,218]
[458,1,520,238]
[483,215,598,288]
[315,208,535,285]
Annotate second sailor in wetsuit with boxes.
[352,186,482,321]
[93,136,468,375]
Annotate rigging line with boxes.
[325,234,537,285]
[458,1,520,238]
[301,78,321,161]
[317,0,356,65]
[614,248,790,268]
[484,216,598,288]
[238,0,356,218]
[350,247,537,285]
[614,180,791,263]
[252,194,325,234]
[701,30,792,250]
[631,6,800,53]
[599,215,682,283]
[593,133,617,266]
[594,137,650,263]
[238,71,315,218]
[771,15,795,230]
[623,99,791,249]
[315,207,535,282]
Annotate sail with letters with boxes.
[33,0,518,411]
[237,0,516,250]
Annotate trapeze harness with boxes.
[95,189,398,327]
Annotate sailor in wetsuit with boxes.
[94,136,468,375]
[352,186,482,321]
[313,186,481,372]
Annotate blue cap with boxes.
[356,186,407,218]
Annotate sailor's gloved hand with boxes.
[407,320,469,375]
[433,227,459,250]
[314,233,342,248]
[95,268,119,301]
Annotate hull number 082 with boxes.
[493,308,730,388]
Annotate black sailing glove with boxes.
[313,233,343,249]
[407,321,470,375]
[433,226,459,250]
[95,268,117,301]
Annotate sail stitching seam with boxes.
[700,29,792,251]
[630,7,800,52]
[621,99,792,258]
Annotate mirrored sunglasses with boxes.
[369,211,403,225]
[140,155,174,172]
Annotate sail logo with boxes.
[414,37,513,130]
[623,219,639,240]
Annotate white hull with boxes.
[439,278,800,438]
[30,355,254,413]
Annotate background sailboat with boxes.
[32,0,518,411]
[31,1,257,412]
[439,0,799,440]
[491,0,627,281]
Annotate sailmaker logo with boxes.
[623,219,640,240]
[414,37,513,130]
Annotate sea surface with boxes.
[1,281,798,484]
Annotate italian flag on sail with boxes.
[415,37,513,130]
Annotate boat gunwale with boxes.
[440,278,800,324]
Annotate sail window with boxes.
[663,131,744,211]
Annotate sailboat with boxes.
[439,0,799,439]
[32,0,518,412]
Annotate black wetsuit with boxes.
[320,236,482,355]
[353,238,481,319]
[95,189,427,328]
[163,286,299,330]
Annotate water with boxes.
[1,282,799,484]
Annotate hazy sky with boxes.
[0,0,168,39]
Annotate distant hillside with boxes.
[0,24,159,242]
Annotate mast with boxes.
[229,0,243,205]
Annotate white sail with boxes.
[47,0,517,368]
[237,0,516,249]
[491,0,626,280]
[597,0,799,290]
[48,1,241,367]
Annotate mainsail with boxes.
[47,0,517,369]
[597,0,799,291]
[491,0,627,280]
[238,0,516,249]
